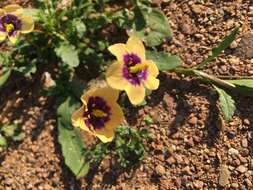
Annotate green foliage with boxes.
[55,43,79,67]
[143,115,153,125]
[213,85,236,121]
[57,97,89,177]
[0,123,25,150]
[0,69,11,88]
[197,27,239,68]
[0,134,7,147]
[86,143,109,164]
[226,79,253,92]
[113,125,149,168]
[146,50,182,71]
[1,0,246,179]
[131,7,173,47]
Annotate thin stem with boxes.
[173,67,253,96]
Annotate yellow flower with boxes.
[106,36,160,105]
[0,4,34,44]
[71,87,124,143]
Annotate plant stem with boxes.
[173,67,235,89]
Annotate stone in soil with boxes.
[236,165,247,174]
[219,165,230,187]
[235,33,253,59]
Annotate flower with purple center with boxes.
[0,4,34,44]
[72,87,124,143]
[122,53,148,85]
[106,36,160,105]
[83,96,111,130]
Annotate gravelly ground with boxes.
[0,0,253,190]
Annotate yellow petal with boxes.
[81,86,120,105]
[125,84,145,105]
[4,4,23,16]
[105,103,124,131]
[108,43,129,62]
[0,32,7,41]
[127,36,145,61]
[8,32,19,44]
[106,62,128,90]
[20,16,34,33]
[95,128,115,143]
[71,106,91,133]
[144,76,160,90]
[145,60,159,77]
[0,9,5,17]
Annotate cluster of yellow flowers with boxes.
[0,4,34,44]
[72,37,160,143]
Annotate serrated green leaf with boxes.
[131,8,172,47]
[55,43,79,67]
[146,50,182,71]
[0,69,11,87]
[57,97,89,177]
[198,27,239,68]
[214,85,236,121]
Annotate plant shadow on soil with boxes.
[0,65,83,189]
[134,73,222,147]
[1,69,253,188]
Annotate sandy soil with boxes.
[0,0,253,190]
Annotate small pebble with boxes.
[236,165,247,173]
[188,117,198,125]
[219,165,230,187]
[228,148,239,155]
[155,165,166,176]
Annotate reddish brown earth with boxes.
[0,0,253,190]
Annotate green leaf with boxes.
[87,15,108,30]
[55,43,79,67]
[58,122,89,178]
[225,79,253,94]
[226,79,253,90]
[57,97,89,177]
[213,85,236,121]
[0,69,11,87]
[1,124,18,137]
[146,50,182,71]
[57,97,79,127]
[143,115,153,125]
[111,9,134,29]
[131,8,172,47]
[198,27,239,68]
[0,134,7,147]
[73,19,86,38]
[12,132,26,141]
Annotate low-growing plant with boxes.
[0,0,252,178]
[0,123,25,151]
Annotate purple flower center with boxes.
[122,53,147,85]
[83,96,111,130]
[0,14,21,36]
